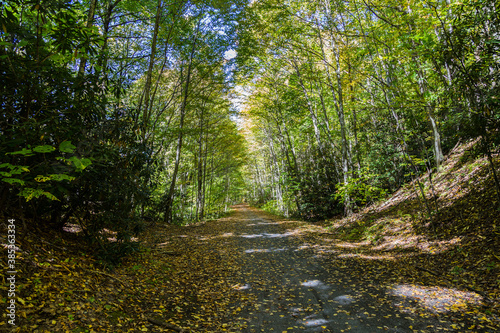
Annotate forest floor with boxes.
[323,139,500,315]
[4,204,499,332]
[2,140,499,332]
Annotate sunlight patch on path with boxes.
[303,318,330,327]
[240,232,295,238]
[390,284,483,313]
[244,248,287,253]
[232,283,251,290]
[333,295,355,305]
[301,279,329,290]
[337,253,396,261]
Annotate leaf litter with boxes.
[3,140,500,333]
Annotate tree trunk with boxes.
[97,0,121,79]
[316,19,352,216]
[196,104,205,221]
[78,0,98,75]
[291,58,325,155]
[164,28,198,223]
[138,0,162,134]
[429,115,444,169]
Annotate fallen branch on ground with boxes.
[147,317,188,332]
[91,270,126,286]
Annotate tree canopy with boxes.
[235,0,500,219]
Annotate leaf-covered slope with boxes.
[325,139,500,310]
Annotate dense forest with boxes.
[238,0,500,219]
[1,0,499,263]
[1,0,249,261]
[2,0,500,332]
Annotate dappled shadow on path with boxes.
[220,204,498,333]
[150,203,498,332]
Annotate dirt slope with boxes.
[322,139,500,318]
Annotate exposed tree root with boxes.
[147,317,188,332]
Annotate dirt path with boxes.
[221,205,494,332]
[15,205,497,332]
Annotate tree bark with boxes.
[196,102,205,221]
[138,0,162,133]
[315,15,352,215]
[78,0,98,75]
[291,57,325,155]
[164,25,198,223]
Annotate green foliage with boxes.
[0,0,158,264]
[238,0,500,218]
[335,169,388,209]
[0,0,250,266]
[0,142,89,201]
[295,172,343,221]
[261,200,281,216]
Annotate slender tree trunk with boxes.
[291,58,325,155]
[78,0,98,75]
[265,125,283,213]
[429,114,444,169]
[164,29,198,223]
[201,132,209,219]
[97,0,120,79]
[138,0,162,133]
[414,62,445,170]
[333,47,352,216]
[196,104,205,221]
[273,106,302,214]
[348,63,362,172]
[254,162,265,200]
[482,134,500,206]
[224,173,230,212]
[315,17,351,215]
